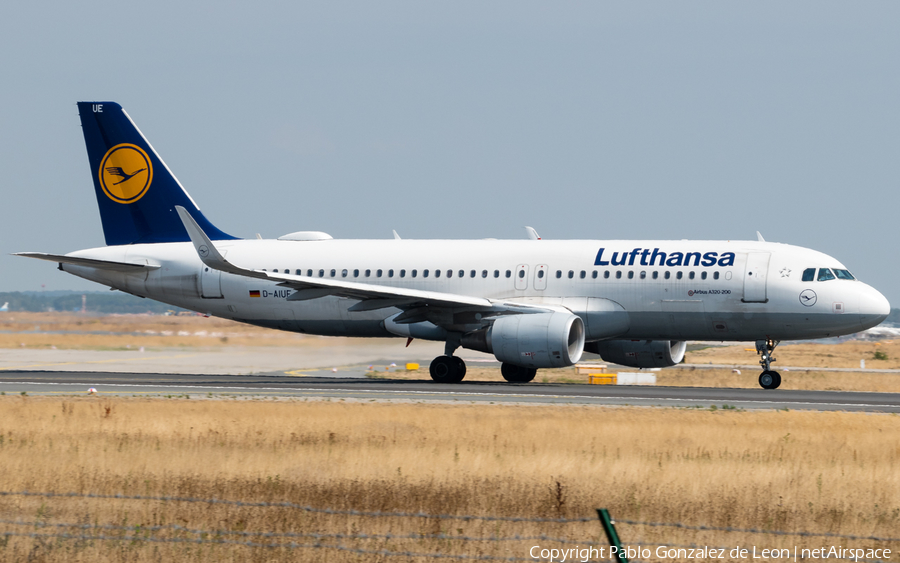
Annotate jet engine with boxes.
[585,340,686,368]
[460,312,585,368]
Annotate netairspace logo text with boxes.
[529,544,892,562]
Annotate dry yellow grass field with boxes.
[688,339,900,370]
[0,397,897,562]
[0,312,308,349]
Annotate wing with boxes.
[175,206,555,328]
[105,166,125,176]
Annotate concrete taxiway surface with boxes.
[0,342,466,376]
[2,371,899,413]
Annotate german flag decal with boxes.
[249,290,261,298]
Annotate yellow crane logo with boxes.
[98,143,153,204]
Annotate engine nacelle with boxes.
[585,340,686,368]
[460,312,585,369]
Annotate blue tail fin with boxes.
[77,101,237,245]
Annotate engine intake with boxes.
[460,312,585,369]
[585,340,686,368]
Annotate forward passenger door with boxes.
[742,253,770,303]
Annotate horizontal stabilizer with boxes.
[14,252,160,272]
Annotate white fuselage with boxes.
[61,238,889,343]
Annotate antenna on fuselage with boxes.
[525,226,541,240]
[756,231,765,242]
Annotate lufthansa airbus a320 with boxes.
[17,102,890,389]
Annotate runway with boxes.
[2,371,899,412]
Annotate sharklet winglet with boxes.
[175,206,266,280]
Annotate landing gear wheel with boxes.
[500,363,537,383]
[756,339,783,389]
[452,356,467,379]
[759,370,781,390]
[430,355,465,383]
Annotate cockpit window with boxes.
[834,269,855,280]
[817,268,836,282]
[801,268,816,282]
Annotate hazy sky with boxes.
[2,2,899,304]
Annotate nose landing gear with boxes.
[756,339,781,389]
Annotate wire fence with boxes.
[0,490,593,523]
[0,490,895,562]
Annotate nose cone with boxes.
[858,284,891,330]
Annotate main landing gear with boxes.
[756,339,782,390]
[429,355,467,383]
[427,339,538,384]
[500,363,537,383]
[429,339,467,383]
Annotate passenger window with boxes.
[616,271,622,279]
[447,270,452,278]
[505,270,511,278]
[628,271,634,279]
[604,271,610,279]
[272,269,278,273]
[318,269,325,277]
[458,270,465,278]
[556,270,562,279]
[676,272,683,280]
[353,269,359,278]
[580,270,586,279]
[435,270,441,278]
[482,270,488,278]
[817,268,836,282]
[713,271,719,280]
[568,270,574,279]
[470,270,476,278]
[652,271,658,279]
[592,271,598,279]
[364,269,371,277]
[689,272,695,280]
[834,269,855,280]
[330,269,336,277]
[801,268,816,282]
[493,270,499,278]
[307,269,313,276]
[640,271,646,279]
[538,270,545,279]
[423,269,429,278]
[388,269,394,278]
[701,271,707,280]
[518,270,525,278]
[664,271,670,280]
[295,269,302,275]
[342,269,348,278]
[400,269,406,278]
[376,269,383,277]
[412,270,418,278]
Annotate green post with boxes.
[597,508,629,563]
